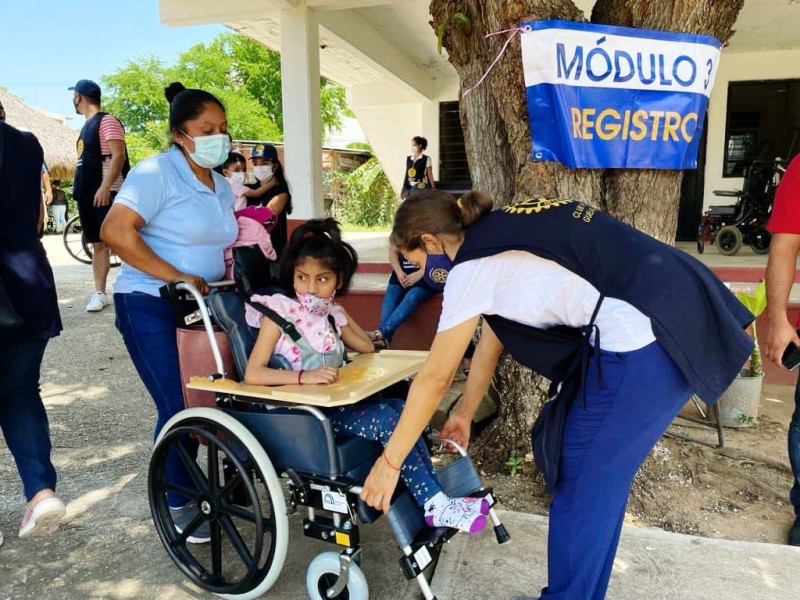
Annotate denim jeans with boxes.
[377,274,437,343]
[790,380,800,517]
[327,398,440,506]
[0,338,57,501]
[114,292,196,507]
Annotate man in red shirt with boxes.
[765,154,800,546]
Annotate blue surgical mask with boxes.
[423,251,452,291]
[182,132,230,169]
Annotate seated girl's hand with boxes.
[301,367,339,385]
[402,270,423,288]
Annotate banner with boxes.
[521,20,722,169]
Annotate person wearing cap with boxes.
[247,143,292,257]
[69,79,130,312]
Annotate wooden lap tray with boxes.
[186,350,429,408]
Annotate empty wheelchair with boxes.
[147,281,509,599]
[697,158,786,256]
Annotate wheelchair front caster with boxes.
[494,523,511,544]
[307,551,369,599]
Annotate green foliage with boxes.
[332,158,397,228]
[345,142,372,151]
[101,32,348,163]
[737,414,755,426]
[437,11,472,54]
[734,281,767,377]
[505,456,523,477]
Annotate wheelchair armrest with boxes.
[712,190,742,197]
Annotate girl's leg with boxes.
[329,402,441,505]
[328,401,487,533]
[378,283,437,343]
[540,343,691,600]
[114,293,197,508]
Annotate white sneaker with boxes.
[86,291,110,312]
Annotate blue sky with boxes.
[0,0,224,128]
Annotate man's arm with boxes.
[765,233,800,363]
[41,169,52,204]
[94,138,126,207]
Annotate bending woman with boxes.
[359,191,753,599]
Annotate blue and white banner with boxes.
[521,20,722,169]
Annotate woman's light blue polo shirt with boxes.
[113,146,238,296]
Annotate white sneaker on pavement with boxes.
[86,291,110,312]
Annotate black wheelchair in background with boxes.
[147,279,510,599]
[697,158,787,256]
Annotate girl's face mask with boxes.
[226,171,245,185]
[254,165,274,182]
[297,291,336,316]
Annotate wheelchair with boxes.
[148,278,510,599]
[697,158,786,256]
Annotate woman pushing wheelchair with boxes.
[360,190,754,599]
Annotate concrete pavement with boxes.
[2,236,800,599]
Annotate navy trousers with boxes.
[540,342,691,600]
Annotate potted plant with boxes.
[714,281,767,428]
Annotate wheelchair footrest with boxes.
[399,540,443,580]
[303,515,360,550]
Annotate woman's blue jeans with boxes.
[0,338,57,501]
[377,274,437,343]
[114,292,196,507]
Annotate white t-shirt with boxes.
[438,251,656,352]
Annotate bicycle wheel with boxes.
[63,216,93,265]
[62,215,123,268]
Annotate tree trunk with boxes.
[430,0,744,469]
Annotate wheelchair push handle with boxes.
[158,280,231,379]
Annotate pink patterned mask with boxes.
[297,291,335,316]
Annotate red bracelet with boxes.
[382,450,401,471]
[298,370,304,385]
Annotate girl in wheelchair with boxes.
[243,218,489,534]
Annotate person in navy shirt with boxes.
[360,191,752,600]
[0,121,65,543]
[101,83,237,543]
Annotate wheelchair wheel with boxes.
[63,216,93,265]
[149,408,289,600]
[306,551,369,600]
[715,226,743,256]
[751,228,771,254]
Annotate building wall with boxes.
[703,48,800,210]
[348,79,460,196]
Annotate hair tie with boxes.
[457,197,463,209]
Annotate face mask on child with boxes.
[297,291,335,316]
[254,165,274,182]
[227,172,245,185]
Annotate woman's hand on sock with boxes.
[302,367,339,385]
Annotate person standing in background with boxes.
[401,136,436,201]
[69,79,130,312]
[0,120,65,544]
[49,179,68,233]
[247,143,292,258]
[763,153,800,547]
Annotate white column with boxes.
[280,4,323,220]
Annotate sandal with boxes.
[19,497,66,538]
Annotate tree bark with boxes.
[430,0,744,469]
